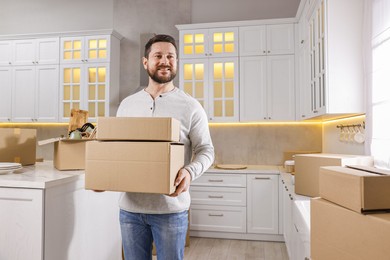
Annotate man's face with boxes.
[143,42,177,84]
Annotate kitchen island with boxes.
[0,162,122,260]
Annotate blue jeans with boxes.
[120,209,188,260]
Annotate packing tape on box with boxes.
[14,128,21,136]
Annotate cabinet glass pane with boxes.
[225,62,234,79]
[98,67,106,82]
[225,43,234,53]
[98,85,105,99]
[89,68,97,83]
[63,103,71,117]
[214,81,222,98]
[225,100,234,117]
[98,50,107,58]
[64,69,71,83]
[64,41,72,50]
[213,33,223,42]
[214,63,223,79]
[73,102,80,110]
[194,34,204,43]
[73,41,81,50]
[73,85,80,100]
[64,85,71,100]
[89,40,97,49]
[214,100,223,116]
[73,68,80,83]
[225,81,234,98]
[99,39,107,48]
[64,51,72,60]
[184,64,193,80]
[89,50,97,59]
[195,64,204,80]
[89,85,96,100]
[73,51,81,59]
[195,45,204,54]
[214,44,223,53]
[184,82,192,95]
[195,82,204,98]
[184,46,193,55]
[184,34,193,44]
[89,102,95,117]
[225,32,234,42]
[98,102,105,116]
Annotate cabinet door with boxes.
[282,182,294,259]
[12,66,36,122]
[0,41,13,66]
[209,57,239,122]
[180,29,209,59]
[239,56,267,121]
[13,39,36,66]
[60,64,84,121]
[36,65,59,122]
[208,28,239,57]
[61,37,85,64]
[247,174,279,234]
[267,55,295,121]
[84,35,111,63]
[0,188,44,260]
[36,38,60,65]
[180,59,209,114]
[239,25,266,56]
[266,24,295,55]
[85,63,109,121]
[0,67,12,122]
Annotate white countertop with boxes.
[0,161,84,189]
[207,164,280,174]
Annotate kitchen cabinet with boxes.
[240,55,295,121]
[12,65,59,122]
[0,41,13,66]
[180,57,239,122]
[304,0,364,119]
[179,28,238,59]
[59,34,120,122]
[239,23,294,56]
[13,38,59,66]
[0,67,12,122]
[247,174,279,234]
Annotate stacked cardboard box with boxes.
[0,128,36,165]
[85,117,184,195]
[311,166,390,259]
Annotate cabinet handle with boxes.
[301,40,304,44]
[208,179,223,182]
[255,177,270,180]
[294,224,299,232]
[208,213,224,217]
[282,180,285,184]
[289,194,293,200]
[32,61,35,64]
[208,195,223,198]
[36,61,38,64]
[8,118,10,122]
[305,258,310,260]
[85,59,88,62]
[264,117,267,120]
[301,115,306,118]
[263,50,266,53]
[313,110,318,113]
[8,62,11,65]
[268,117,271,119]
[268,50,271,53]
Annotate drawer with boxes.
[190,186,246,206]
[192,173,246,187]
[190,204,246,233]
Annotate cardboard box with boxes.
[54,139,90,170]
[283,150,320,163]
[0,128,36,165]
[96,117,181,142]
[294,154,373,197]
[311,198,390,260]
[85,141,184,194]
[319,166,390,213]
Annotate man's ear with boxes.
[142,57,148,70]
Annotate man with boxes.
[116,34,214,259]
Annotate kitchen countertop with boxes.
[0,161,84,189]
[207,164,280,174]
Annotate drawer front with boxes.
[192,173,246,187]
[190,186,246,206]
[190,204,246,233]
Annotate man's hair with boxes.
[144,34,178,58]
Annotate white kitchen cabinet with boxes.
[305,0,364,119]
[13,38,59,66]
[0,67,12,122]
[239,23,295,56]
[179,27,238,59]
[247,174,279,234]
[0,41,13,66]
[281,177,294,258]
[12,65,59,122]
[180,57,239,122]
[240,55,295,121]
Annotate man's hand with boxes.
[169,168,191,197]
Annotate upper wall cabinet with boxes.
[179,28,239,59]
[239,24,295,56]
[13,38,59,66]
[0,41,13,66]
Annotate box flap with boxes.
[347,165,390,176]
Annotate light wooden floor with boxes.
[153,237,289,260]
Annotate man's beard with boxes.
[147,65,177,84]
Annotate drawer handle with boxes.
[255,177,270,180]
[208,195,224,198]
[294,224,299,232]
[208,213,224,217]
[208,179,223,182]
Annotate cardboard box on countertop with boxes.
[294,153,373,197]
[0,128,36,165]
[96,117,181,142]
[85,141,184,194]
[311,198,390,260]
[319,165,390,213]
[282,150,320,164]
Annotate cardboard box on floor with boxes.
[294,154,373,197]
[85,141,184,194]
[319,166,390,213]
[311,198,390,260]
[0,128,36,165]
[97,117,181,142]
